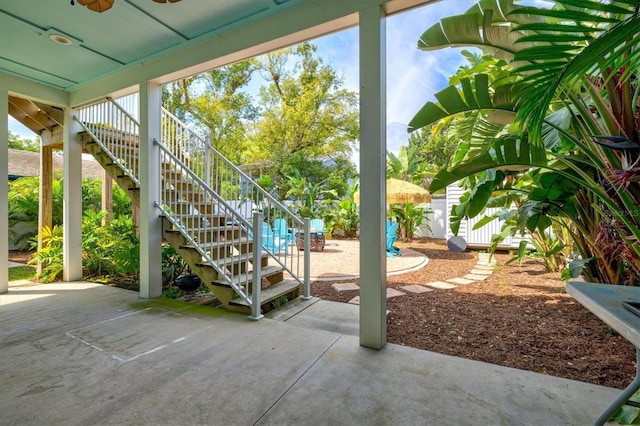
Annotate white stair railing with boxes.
[74,96,311,306]
[161,108,310,297]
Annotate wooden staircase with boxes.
[80,131,302,316]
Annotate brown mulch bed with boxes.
[311,238,637,390]
[8,250,33,264]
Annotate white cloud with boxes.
[8,116,35,139]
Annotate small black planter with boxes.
[174,273,202,292]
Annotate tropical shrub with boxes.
[409,0,640,285]
[324,181,359,237]
[82,211,140,278]
[28,225,64,283]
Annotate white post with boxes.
[250,212,264,320]
[303,217,311,299]
[139,82,163,298]
[358,6,387,349]
[0,87,8,293]
[63,107,83,281]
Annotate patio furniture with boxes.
[274,218,294,245]
[261,222,289,254]
[296,219,326,251]
[566,281,640,426]
[386,220,400,257]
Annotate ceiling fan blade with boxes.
[77,0,114,12]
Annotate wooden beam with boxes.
[8,96,61,134]
[38,145,54,274]
[101,170,113,225]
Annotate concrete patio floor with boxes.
[293,238,429,281]
[0,282,621,425]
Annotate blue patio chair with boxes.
[309,218,326,235]
[386,220,401,258]
[261,221,289,254]
[273,218,294,245]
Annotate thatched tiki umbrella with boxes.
[354,178,431,204]
[354,178,432,240]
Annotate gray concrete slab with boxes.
[285,299,360,336]
[258,335,618,426]
[0,282,622,426]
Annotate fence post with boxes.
[250,212,264,320]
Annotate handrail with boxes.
[161,108,302,227]
[74,100,141,186]
[74,96,310,305]
[160,108,309,293]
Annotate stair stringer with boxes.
[81,135,301,315]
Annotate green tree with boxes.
[407,126,457,179]
[162,61,259,163]
[246,43,359,196]
[8,130,39,152]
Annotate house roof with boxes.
[8,148,104,180]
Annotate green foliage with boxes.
[162,244,187,288]
[389,203,432,241]
[28,225,64,283]
[8,130,39,152]
[285,170,339,219]
[324,181,360,238]
[610,388,640,424]
[8,177,63,243]
[9,265,36,282]
[410,0,640,284]
[387,144,428,185]
[82,211,140,278]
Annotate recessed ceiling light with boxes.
[49,34,73,46]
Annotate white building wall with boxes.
[419,197,446,238]
[444,182,530,249]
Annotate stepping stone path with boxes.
[341,252,499,305]
[424,280,458,289]
[332,282,359,293]
[425,252,497,290]
[447,277,475,285]
[348,288,406,305]
[401,284,433,294]
[463,273,490,281]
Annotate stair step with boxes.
[196,251,267,268]
[164,224,242,239]
[210,265,282,288]
[180,237,250,251]
[228,280,301,308]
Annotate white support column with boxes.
[63,108,83,281]
[138,81,163,298]
[0,87,8,293]
[358,6,387,349]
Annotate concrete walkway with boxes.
[0,281,620,425]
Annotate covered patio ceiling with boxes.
[1,0,431,95]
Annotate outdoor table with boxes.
[295,230,325,252]
[566,281,640,426]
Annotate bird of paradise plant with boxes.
[409,0,640,286]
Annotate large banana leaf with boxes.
[409,74,516,131]
[417,0,541,60]
[510,0,640,149]
[429,134,543,192]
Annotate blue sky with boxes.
[9,0,477,159]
